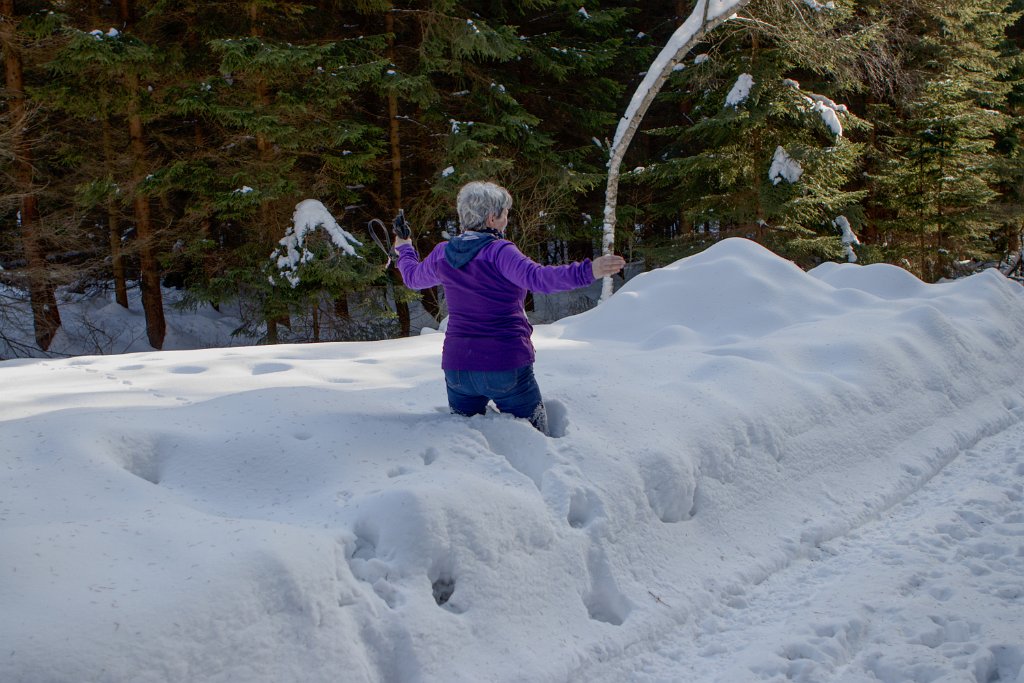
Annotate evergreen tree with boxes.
[469,0,645,259]
[151,0,387,342]
[45,14,168,347]
[995,0,1024,266]
[360,0,650,285]
[0,1,62,350]
[865,0,1021,280]
[341,0,647,325]
[633,0,868,267]
[11,0,1024,357]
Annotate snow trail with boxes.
[572,413,1024,683]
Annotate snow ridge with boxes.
[3,238,1023,682]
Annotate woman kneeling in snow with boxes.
[395,180,625,434]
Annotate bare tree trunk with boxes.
[126,70,166,348]
[248,1,289,341]
[420,286,442,322]
[107,199,128,307]
[1001,224,1022,277]
[117,0,164,346]
[389,269,410,336]
[386,10,402,211]
[116,0,135,26]
[101,95,128,308]
[386,6,410,336]
[334,294,349,319]
[1,1,61,350]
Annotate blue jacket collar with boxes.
[444,230,504,269]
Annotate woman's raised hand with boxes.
[591,254,626,279]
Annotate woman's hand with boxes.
[394,236,413,248]
[592,253,626,279]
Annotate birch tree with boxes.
[601,0,752,300]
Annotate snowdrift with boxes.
[2,238,1023,682]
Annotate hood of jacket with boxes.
[444,230,501,269]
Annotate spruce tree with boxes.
[45,14,168,347]
[866,0,1021,280]
[364,0,646,267]
[283,1,654,329]
[1,1,62,350]
[472,0,646,259]
[632,0,868,267]
[995,0,1024,267]
[151,0,387,342]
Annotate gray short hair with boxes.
[456,181,512,232]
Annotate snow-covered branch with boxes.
[834,215,859,263]
[272,200,362,288]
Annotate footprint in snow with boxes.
[421,447,440,465]
[169,366,207,374]
[252,362,292,375]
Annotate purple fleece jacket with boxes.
[397,240,594,371]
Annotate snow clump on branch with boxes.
[803,0,836,10]
[272,200,362,288]
[784,79,847,137]
[725,73,754,108]
[89,28,120,39]
[834,215,860,263]
[769,146,803,185]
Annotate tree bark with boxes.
[389,269,410,336]
[1,1,61,350]
[116,0,135,27]
[100,94,128,308]
[334,294,350,319]
[126,70,166,348]
[420,286,442,322]
[249,1,289,340]
[385,6,410,335]
[386,9,402,211]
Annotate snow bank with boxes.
[2,238,1023,682]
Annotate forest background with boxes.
[2,0,1023,357]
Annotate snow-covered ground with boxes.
[2,238,1023,682]
[574,421,1024,682]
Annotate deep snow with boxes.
[2,238,1023,682]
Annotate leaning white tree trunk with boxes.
[601,0,754,301]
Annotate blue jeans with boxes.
[444,365,548,435]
